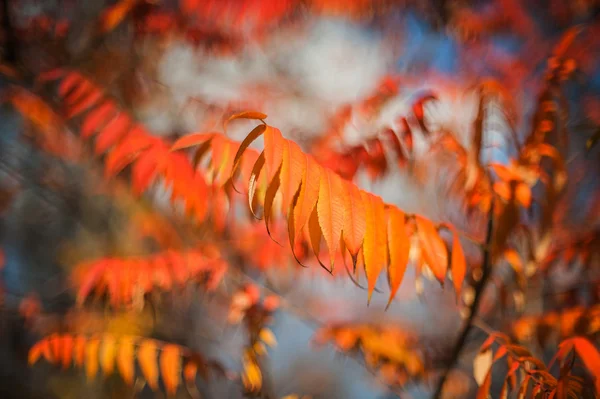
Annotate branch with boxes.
[431,201,495,399]
[1,0,17,63]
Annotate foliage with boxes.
[73,247,227,310]
[0,1,599,399]
[29,333,227,397]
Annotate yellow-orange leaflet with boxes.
[100,335,117,376]
[292,157,322,240]
[85,336,101,380]
[386,207,409,308]
[73,336,86,367]
[210,136,235,186]
[361,191,387,302]
[264,127,285,184]
[279,140,306,214]
[223,111,267,133]
[415,216,448,285]
[138,340,159,390]
[60,335,74,369]
[160,344,182,396]
[28,334,221,396]
[341,180,366,260]
[317,170,345,270]
[117,337,135,385]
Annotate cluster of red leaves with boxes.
[74,248,227,309]
[476,333,599,398]
[305,0,399,21]
[313,323,424,387]
[29,333,225,397]
[35,69,214,224]
[179,0,399,33]
[313,76,418,182]
[176,120,468,307]
[180,0,293,32]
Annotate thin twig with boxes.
[431,201,495,399]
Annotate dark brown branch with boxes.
[432,202,495,399]
[1,0,17,63]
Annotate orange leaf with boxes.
[515,183,532,208]
[211,137,235,186]
[49,334,61,363]
[248,152,266,218]
[117,337,135,385]
[104,129,156,177]
[223,111,267,133]
[308,206,327,270]
[58,72,83,97]
[341,181,366,260]
[263,165,282,238]
[361,191,387,303]
[386,207,409,308]
[138,340,159,391]
[60,335,74,369]
[292,157,321,241]
[94,112,132,155]
[28,341,45,365]
[99,0,139,33]
[231,124,267,183]
[317,169,345,271]
[279,140,305,214]
[74,336,86,367]
[183,361,197,385]
[263,127,285,184]
[451,230,466,297]
[171,132,216,151]
[160,345,182,397]
[131,144,164,195]
[100,335,117,376]
[415,216,448,285]
[572,337,600,393]
[65,79,93,107]
[490,163,519,182]
[85,337,101,380]
[81,100,118,138]
[66,87,104,118]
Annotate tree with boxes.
[0,0,599,398]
